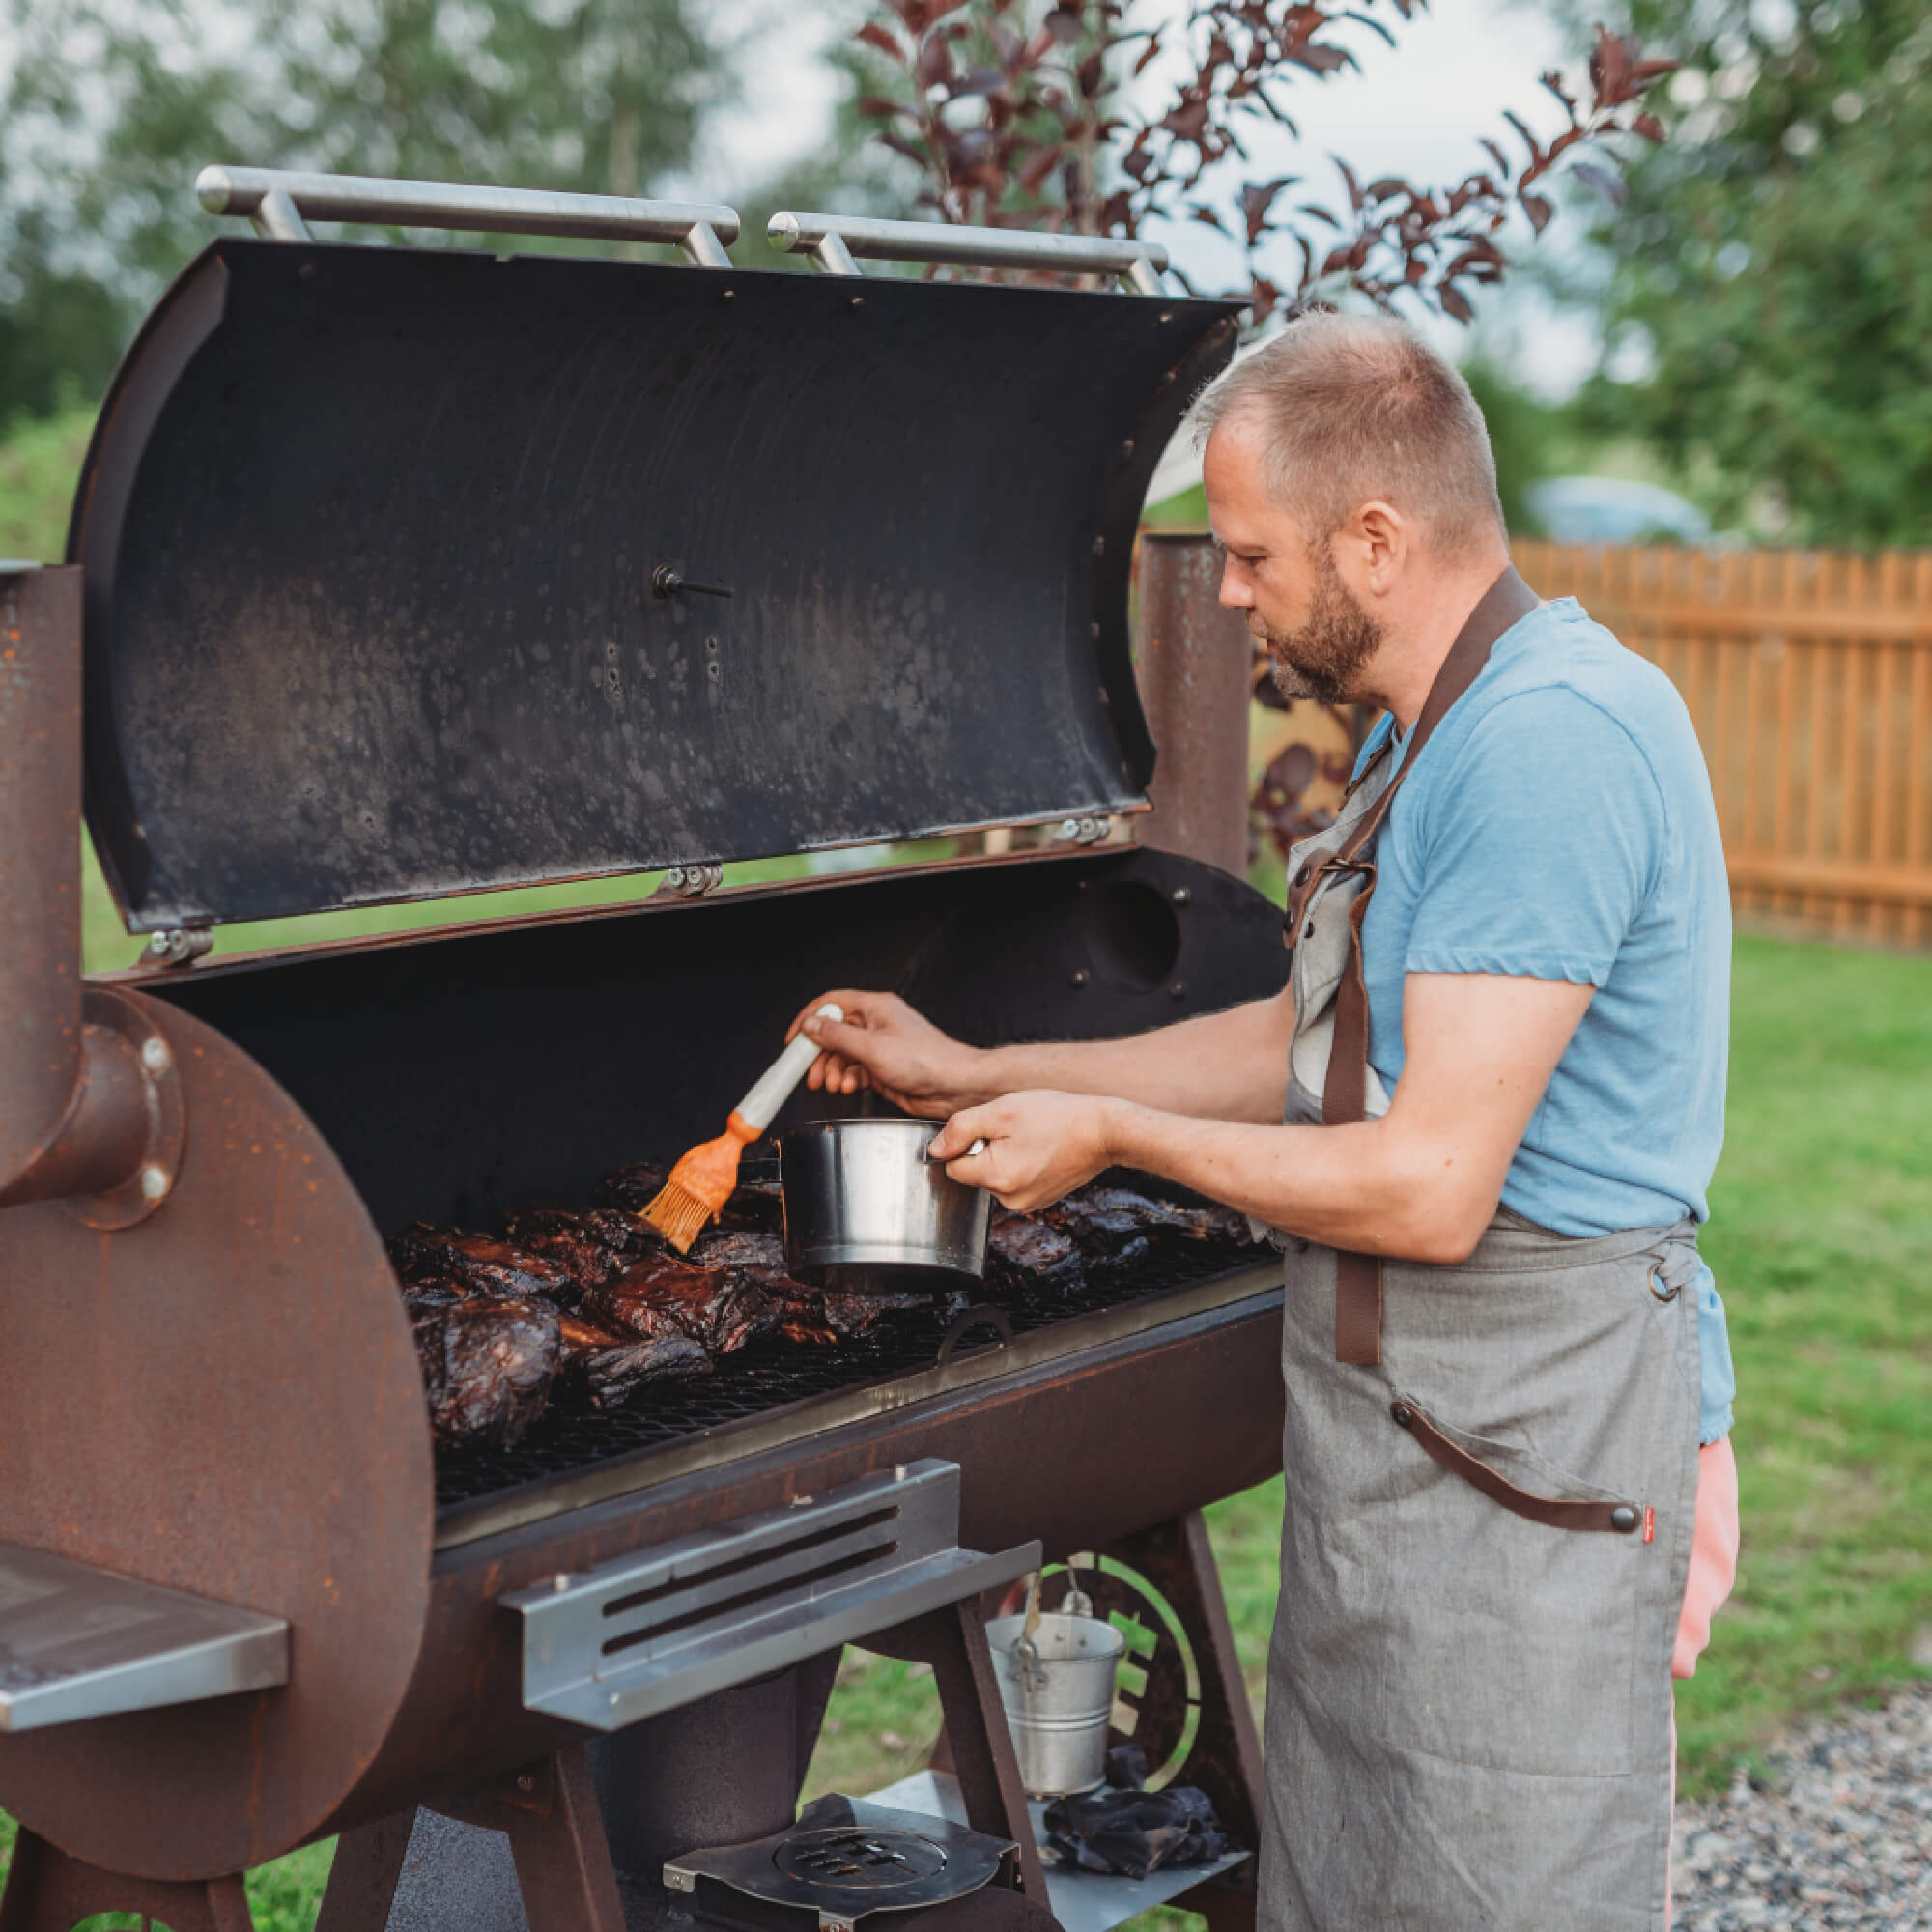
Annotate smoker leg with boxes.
[313,1811,414,1931]
[1097,1510,1265,1932]
[0,1826,255,1931]
[319,1747,624,1932]
[439,1746,625,1932]
[867,1602,1050,1910]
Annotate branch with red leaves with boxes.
[853,2,1673,324]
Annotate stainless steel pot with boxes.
[781,1119,991,1285]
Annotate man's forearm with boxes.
[1099,1100,1488,1264]
[964,995,1293,1123]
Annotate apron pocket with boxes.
[1378,1400,1642,1776]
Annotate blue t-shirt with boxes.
[1354,596,1736,1440]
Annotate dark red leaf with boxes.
[1161,99,1211,142]
[1405,255,1429,284]
[1289,43,1352,74]
[1248,275,1280,323]
[1366,176,1408,201]
[1190,202,1227,230]
[1438,281,1472,323]
[1133,29,1164,75]
[1298,202,1340,229]
[1503,110,1545,166]
[857,95,915,120]
[1019,142,1065,195]
[1077,50,1105,96]
[1480,137,1511,176]
[1239,174,1296,243]
[1045,5,1084,43]
[1588,26,1631,105]
[1335,156,1364,212]
[1520,189,1553,234]
[916,31,953,88]
[1569,159,1625,204]
[857,21,907,61]
[1633,111,1665,142]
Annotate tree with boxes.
[0,0,724,416]
[1577,0,1932,545]
[849,0,1671,325]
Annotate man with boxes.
[790,311,1738,1929]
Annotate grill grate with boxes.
[432,1238,1265,1511]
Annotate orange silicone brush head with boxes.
[639,1111,761,1254]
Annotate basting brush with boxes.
[641,1003,844,1253]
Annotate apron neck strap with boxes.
[1300,562,1541,1369]
[1287,564,1540,931]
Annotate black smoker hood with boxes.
[69,172,1241,934]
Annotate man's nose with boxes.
[1218,558,1252,610]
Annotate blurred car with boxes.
[1524,476,1712,545]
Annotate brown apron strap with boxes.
[1320,566,1541,1366]
[1392,1401,1643,1536]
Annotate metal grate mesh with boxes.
[431,1238,1265,1512]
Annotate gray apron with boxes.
[1258,572,1702,1930]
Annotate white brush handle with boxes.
[735,1004,844,1130]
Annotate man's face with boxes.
[1203,417,1385,705]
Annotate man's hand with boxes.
[927,1092,1117,1212]
[785,991,986,1119]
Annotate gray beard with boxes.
[1264,552,1386,706]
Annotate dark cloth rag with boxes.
[1040,1745,1236,1880]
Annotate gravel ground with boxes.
[1672,1681,1932,1929]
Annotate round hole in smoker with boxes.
[1080,879,1182,994]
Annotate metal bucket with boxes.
[985,1611,1124,1797]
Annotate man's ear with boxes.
[1350,500,1408,596]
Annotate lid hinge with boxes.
[651,863,724,901]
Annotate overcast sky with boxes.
[0,0,1605,392]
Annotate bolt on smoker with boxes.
[0,167,1288,1932]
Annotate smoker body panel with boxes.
[321,1281,1285,1842]
[0,994,434,1880]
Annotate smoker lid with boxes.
[70,239,1238,930]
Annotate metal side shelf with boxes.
[0,1540,288,1731]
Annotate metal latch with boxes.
[500,1460,1037,1732]
[0,1540,288,1732]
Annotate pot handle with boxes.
[925,1136,989,1162]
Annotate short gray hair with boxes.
[1191,309,1505,559]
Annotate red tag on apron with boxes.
[1642,1506,1656,1544]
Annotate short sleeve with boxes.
[1401,687,1665,987]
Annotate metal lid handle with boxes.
[197,165,740,267]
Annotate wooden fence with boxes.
[1514,541,1932,946]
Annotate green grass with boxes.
[0,405,92,563]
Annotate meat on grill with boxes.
[413,1297,560,1446]
[986,1209,1085,1296]
[499,1205,666,1293]
[557,1314,712,1410]
[1042,1185,1251,1256]
[387,1224,576,1302]
[397,1154,1265,1448]
[582,1256,781,1357]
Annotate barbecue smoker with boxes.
[0,170,1288,1932]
